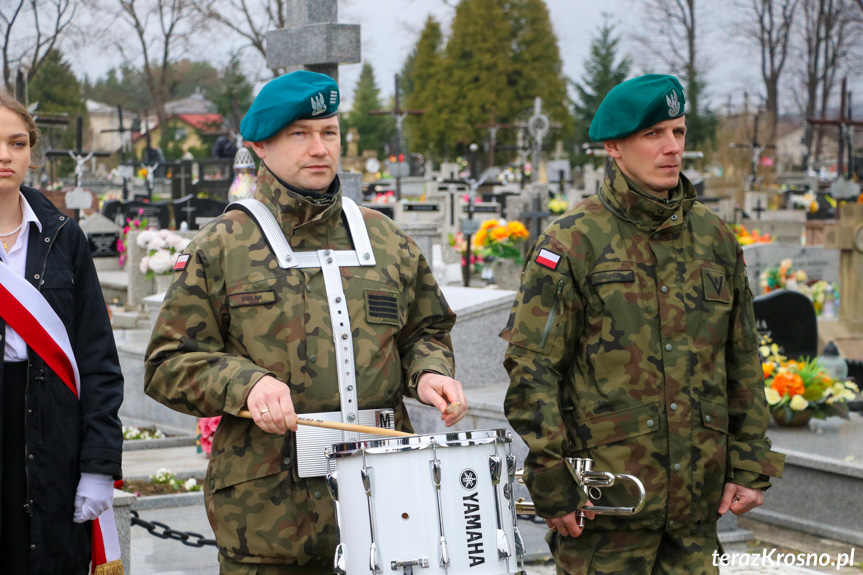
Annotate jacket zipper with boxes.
[539,279,566,348]
[24,217,69,518]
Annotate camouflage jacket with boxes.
[145,165,456,566]
[502,161,784,531]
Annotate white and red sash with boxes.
[0,261,123,575]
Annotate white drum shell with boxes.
[327,429,522,575]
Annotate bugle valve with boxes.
[514,457,646,528]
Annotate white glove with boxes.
[73,472,115,523]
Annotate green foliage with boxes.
[404,16,446,156]
[509,0,572,141]
[401,0,570,163]
[209,53,253,133]
[439,0,515,155]
[27,49,86,175]
[85,64,151,113]
[571,15,631,155]
[346,63,395,157]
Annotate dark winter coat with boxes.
[0,186,124,574]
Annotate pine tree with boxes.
[404,16,445,157]
[571,15,632,148]
[346,63,395,157]
[440,0,516,156]
[28,49,86,160]
[509,0,572,142]
[210,53,254,133]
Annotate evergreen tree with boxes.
[404,16,445,157]
[85,64,151,113]
[509,0,572,142]
[346,63,395,157]
[27,49,86,175]
[571,15,631,149]
[28,49,84,115]
[210,53,254,133]
[440,0,516,156]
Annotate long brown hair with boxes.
[0,91,39,169]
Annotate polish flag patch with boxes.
[173,253,191,271]
[535,248,561,271]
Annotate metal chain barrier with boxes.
[130,509,217,547]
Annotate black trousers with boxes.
[1,361,31,574]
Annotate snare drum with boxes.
[325,429,525,575]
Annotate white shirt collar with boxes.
[19,190,43,233]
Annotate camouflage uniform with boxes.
[145,165,456,570]
[502,161,784,574]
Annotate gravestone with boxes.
[172,195,228,230]
[80,213,122,270]
[546,160,570,185]
[395,200,444,225]
[753,290,818,360]
[742,244,840,296]
[103,199,171,230]
[439,163,460,180]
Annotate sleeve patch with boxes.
[535,248,561,271]
[173,253,191,272]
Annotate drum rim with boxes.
[326,428,510,459]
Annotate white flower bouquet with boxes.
[137,229,191,279]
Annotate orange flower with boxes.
[490,226,510,241]
[480,219,499,231]
[507,221,529,240]
[473,229,487,246]
[771,371,805,398]
[762,362,775,379]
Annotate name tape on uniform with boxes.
[535,248,561,271]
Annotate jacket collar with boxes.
[254,163,343,235]
[598,160,696,233]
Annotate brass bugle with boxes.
[514,457,646,527]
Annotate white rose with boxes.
[789,394,809,411]
[764,387,781,406]
[136,230,158,248]
[147,236,167,251]
[148,249,175,274]
[139,255,150,274]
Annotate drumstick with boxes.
[236,410,413,437]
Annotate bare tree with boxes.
[796,0,861,166]
[197,0,288,77]
[112,0,198,135]
[739,0,799,145]
[0,0,79,93]
[634,0,716,148]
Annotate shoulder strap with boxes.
[225,198,376,268]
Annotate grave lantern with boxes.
[229,147,257,201]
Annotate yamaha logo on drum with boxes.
[460,469,478,490]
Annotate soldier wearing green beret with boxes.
[145,70,468,574]
[502,74,784,574]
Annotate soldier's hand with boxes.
[718,482,763,516]
[246,375,297,434]
[545,502,595,538]
[416,372,468,427]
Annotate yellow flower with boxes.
[507,221,529,240]
[480,219,498,231]
[764,387,781,406]
[789,394,809,411]
[473,229,487,246]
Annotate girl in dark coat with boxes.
[0,92,124,574]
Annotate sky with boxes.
[72,0,859,117]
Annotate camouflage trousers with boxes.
[218,554,332,575]
[548,521,721,575]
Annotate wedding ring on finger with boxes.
[260,408,270,416]
[732,496,740,504]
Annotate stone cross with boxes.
[524,98,560,184]
[265,0,361,84]
[264,0,361,202]
[520,194,552,243]
[823,203,863,330]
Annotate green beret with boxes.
[589,74,685,141]
[240,70,340,142]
